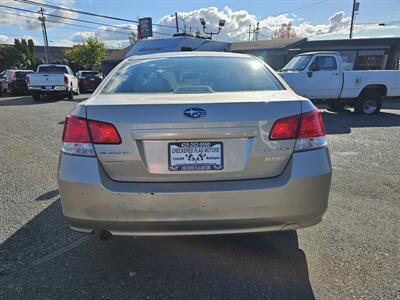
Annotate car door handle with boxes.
[332,72,339,75]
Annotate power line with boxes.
[0,4,135,32]
[11,0,177,29]
[268,0,330,17]
[0,9,130,35]
[0,4,172,36]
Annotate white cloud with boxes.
[2,4,398,49]
[157,6,397,41]
[71,31,96,42]
[0,35,15,44]
[0,34,38,44]
[0,0,78,30]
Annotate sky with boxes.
[0,0,399,49]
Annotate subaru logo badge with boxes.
[184,108,206,119]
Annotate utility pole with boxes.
[38,7,50,63]
[349,0,359,39]
[174,12,179,33]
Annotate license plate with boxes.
[45,86,52,90]
[168,142,223,171]
[90,78,95,81]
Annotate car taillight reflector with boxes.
[62,115,91,143]
[269,109,327,151]
[64,76,69,84]
[269,115,300,140]
[298,109,326,138]
[61,114,121,156]
[88,120,121,144]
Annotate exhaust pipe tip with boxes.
[97,229,113,241]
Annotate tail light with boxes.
[64,76,69,85]
[269,114,300,140]
[25,76,30,85]
[269,109,326,152]
[61,114,121,156]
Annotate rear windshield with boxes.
[38,66,68,74]
[100,56,284,94]
[16,71,32,79]
[81,71,99,77]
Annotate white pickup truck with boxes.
[278,51,400,114]
[26,64,79,101]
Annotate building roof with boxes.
[230,38,306,51]
[102,44,135,62]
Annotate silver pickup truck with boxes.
[26,64,79,101]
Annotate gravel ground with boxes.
[0,95,399,299]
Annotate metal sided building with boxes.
[231,37,400,71]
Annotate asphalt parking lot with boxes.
[0,94,399,299]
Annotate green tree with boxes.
[64,36,107,71]
[12,39,34,69]
[13,39,26,68]
[128,31,137,45]
[28,39,35,69]
[0,46,13,70]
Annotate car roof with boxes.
[127,51,252,61]
[3,69,33,72]
[298,51,339,56]
[38,64,69,67]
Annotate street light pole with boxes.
[174,12,179,33]
[349,0,359,39]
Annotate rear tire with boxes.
[354,97,381,115]
[67,88,74,100]
[32,92,41,101]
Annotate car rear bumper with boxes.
[29,85,69,93]
[58,147,332,236]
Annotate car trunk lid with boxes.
[86,91,302,182]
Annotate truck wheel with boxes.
[32,92,41,101]
[354,97,381,115]
[67,88,74,100]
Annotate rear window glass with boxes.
[16,71,32,79]
[38,66,68,74]
[81,71,99,77]
[100,56,283,94]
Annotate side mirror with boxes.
[310,64,320,72]
[307,71,313,78]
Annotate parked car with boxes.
[76,70,103,92]
[279,51,400,114]
[0,69,34,96]
[58,52,332,239]
[0,71,6,96]
[26,64,79,101]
